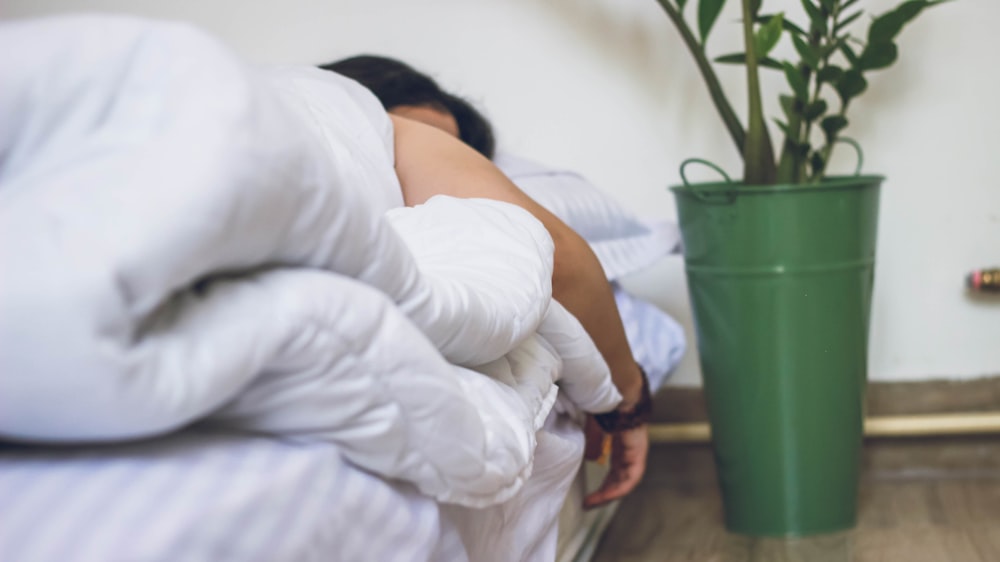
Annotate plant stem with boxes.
[740,0,777,184]
[803,3,839,182]
[811,1,843,181]
[775,109,803,183]
[655,0,746,155]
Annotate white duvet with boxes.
[0,15,620,508]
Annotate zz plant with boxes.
[655,0,946,184]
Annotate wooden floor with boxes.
[592,442,1000,561]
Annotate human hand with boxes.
[582,421,649,509]
[583,414,606,462]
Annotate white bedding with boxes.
[0,407,586,562]
[1,429,467,562]
[0,12,622,517]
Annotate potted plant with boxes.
[654,0,944,537]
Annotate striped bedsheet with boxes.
[0,398,586,562]
[0,429,467,562]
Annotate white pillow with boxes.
[612,283,687,391]
[494,153,680,280]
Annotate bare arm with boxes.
[390,115,648,506]
[390,115,644,407]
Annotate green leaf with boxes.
[754,13,784,57]
[783,61,810,102]
[773,118,791,136]
[749,0,762,17]
[803,99,828,121]
[820,36,847,58]
[785,138,811,157]
[714,52,784,69]
[779,94,802,119]
[835,70,868,104]
[813,37,847,60]
[757,13,807,37]
[859,41,899,70]
[801,0,827,34]
[834,10,863,33]
[821,115,848,140]
[791,34,820,70]
[810,151,827,175]
[839,42,860,67]
[869,1,931,44]
[800,0,822,21]
[817,65,844,83]
[698,0,728,43]
[842,0,862,11]
[819,0,836,14]
[677,0,689,11]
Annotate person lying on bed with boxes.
[319,55,652,509]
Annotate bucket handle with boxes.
[835,137,864,176]
[679,158,736,204]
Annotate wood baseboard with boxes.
[651,375,1000,424]
[648,375,1000,476]
[649,412,1000,443]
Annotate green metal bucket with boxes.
[670,167,882,537]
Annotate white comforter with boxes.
[0,15,621,509]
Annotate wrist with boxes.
[616,363,646,411]
[595,364,652,433]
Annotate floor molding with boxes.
[652,375,1000,424]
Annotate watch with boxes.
[593,364,653,433]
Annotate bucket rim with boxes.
[669,174,885,195]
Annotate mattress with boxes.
[0,399,588,562]
[0,429,457,561]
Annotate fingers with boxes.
[583,415,607,462]
[583,469,635,509]
[582,426,649,510]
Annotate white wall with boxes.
[4,0,998,386]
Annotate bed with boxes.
[0,14,683,562]
[0,406,586,561]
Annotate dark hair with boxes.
[319,55,496,159]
